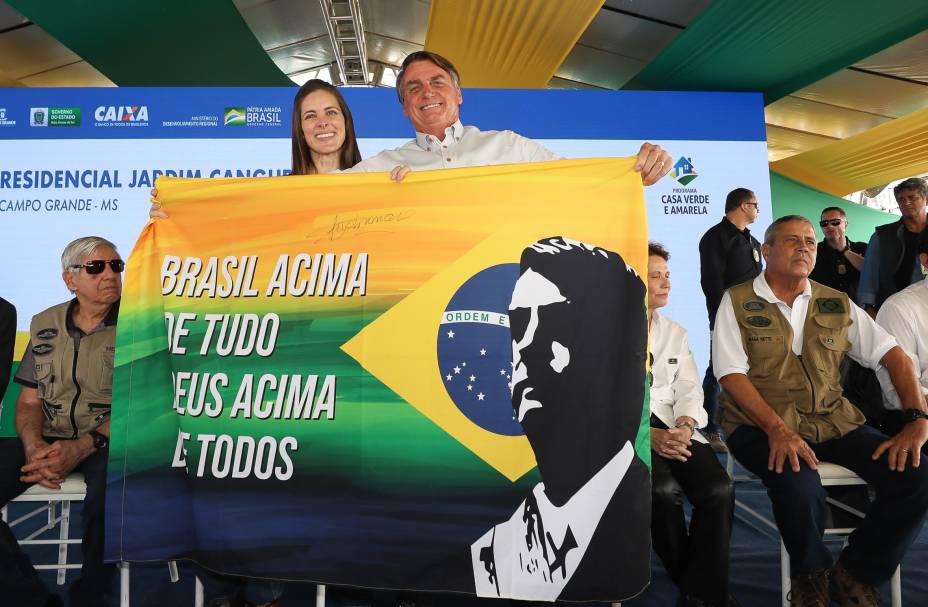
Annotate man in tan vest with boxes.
[714,216,928,607]
[0,236,122,607]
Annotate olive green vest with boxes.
[718,280,865,443]
[29,301,115,438]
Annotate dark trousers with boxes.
[702,342,721,434]
[651,438,734,605]
[0,437,115,607]
[727,424,928,585]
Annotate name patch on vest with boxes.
[36,328,58,339]
[32,343,54,355]
[746,315,772,327]
[743,300,766,311]
[816,298,845,314]
[668,358,678,364]
[747,335,784,344]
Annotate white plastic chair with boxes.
[779,462,901,607]
[1,471,87,585]
[0,470,192,605]
[120,560,202,607]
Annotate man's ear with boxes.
[62,271,75,293]
[761,243,769,261]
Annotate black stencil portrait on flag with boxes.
[472,237,651,601]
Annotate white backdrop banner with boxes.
[0,87,771,424]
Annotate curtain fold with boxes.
[425,0,603,88]
[625,0,928,104]
[8,0,291,86]
[770,108,928,196]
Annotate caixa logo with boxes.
[94,105,149,126]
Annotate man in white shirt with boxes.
[347,51,672,184]
[713,215,928,607]
[647,242,735,607]
[876,231,928,439]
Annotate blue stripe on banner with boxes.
[0,88,766,142]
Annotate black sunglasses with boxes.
[819,219,843,227]
[70,259,125,274]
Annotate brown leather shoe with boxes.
[831,562,880,607]
[788,569,830,607]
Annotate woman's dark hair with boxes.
[648,241,670,261]
[291,79,362,174]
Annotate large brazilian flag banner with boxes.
[105,157,652,602]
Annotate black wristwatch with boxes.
[901,409,928,425]
[89,430,109,450]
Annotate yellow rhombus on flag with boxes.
[340,157,647,481]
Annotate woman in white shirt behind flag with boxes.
[646,242,737,607]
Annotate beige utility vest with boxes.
[29,301,115,438]
[718,280,865,443]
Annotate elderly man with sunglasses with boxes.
[0,236,123,607]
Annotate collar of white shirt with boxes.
[754,272,812,308]
[415,120,465,153]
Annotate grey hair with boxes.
[61,236,119,272]
[894,177,927,200]
[763,215,814,245]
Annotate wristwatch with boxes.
[674,420,696,434]
[89,430,109,450]
[901,409,928,425]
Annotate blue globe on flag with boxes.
[437,263,524,436]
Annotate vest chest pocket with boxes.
[818,334,851,352]
[100,353,114,394]
[812,315,852,375]
[34,362,56,401]
[744,334,786,378]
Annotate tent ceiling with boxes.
[0,0,926,166]
[0,4,111,86]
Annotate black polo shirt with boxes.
[809,239,867,303]
[699,217,763,328]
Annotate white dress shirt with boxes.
[346,120,559,172]
[649,311,708,444]
[471,441,634,601]
[713,274,897,380]
[875,277,928,410]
